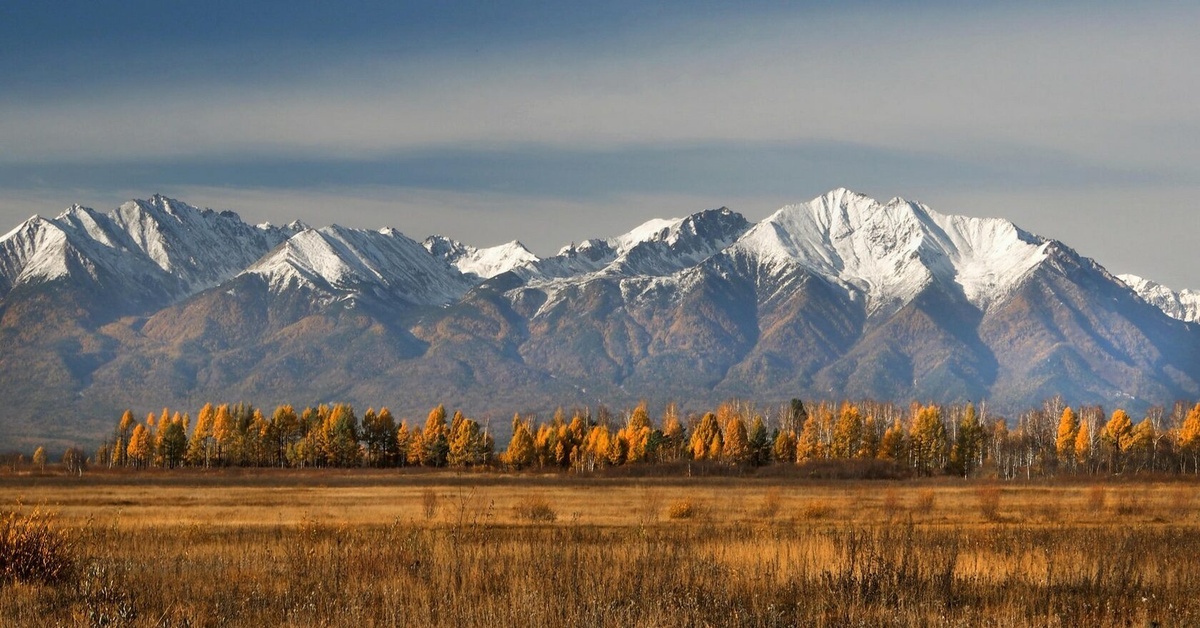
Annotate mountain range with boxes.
[1,189,1197,449]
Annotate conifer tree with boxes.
[1074,418,1092,471]
[1102,409,1133,472]
[772,429,797,464]
[1177,403,1200,473]
[722,413,751,465]
[909,405,948,476]
[127,423,151,469]
[747,416,771,466]
[505,415,535,469]
[689,413,721,461]
[830,402,863,459]
[1055,407,1079,467]
[159,416,188,468]
[877,419,907,462]
[950,403,984,477]
[212,404,234,465]
[187,403,216,467]
[421,405,449,467]
[796,412,824,462]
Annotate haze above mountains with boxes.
[1,189,1197,449]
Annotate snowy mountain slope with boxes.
[423,235,538,279]
[3,189,1200,449]
[508,207,752,317]
[1119,274,1200,323]
[0,195,295,306]
[246,225,473,305]
[728,188,1051,315]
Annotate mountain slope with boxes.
[1,190,1198,450]
[1120,274,1200,323]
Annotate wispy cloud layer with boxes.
[1,1,1198,286]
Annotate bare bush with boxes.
[976,485,1002,522]
[512,496,557,523]
[0,508,74,585]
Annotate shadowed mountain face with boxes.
[1,190,1197,449]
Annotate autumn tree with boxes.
[950,403,984,477]
[187,403,215,467]
[830,402,863,459]
[796,412,824,462]
[127,423,151,469]
[31,447,46,472]
[159,415,188,468]
[1055,407,1079,469]
[689,413,722,461]
[1074,418,1092,473]
[659,403,686,462]
[877,418,907,463]
[1178,403,1200,473]
[212,404,234,466]
[448,412,488,467]
[322,404,361,467]
[362,408,399,467]
[722,412,751,465]
[772,429,797,464]
[909,405,948,476]
[505,415,535,469]
[1102,409,1134,472]
[421,405,450,467]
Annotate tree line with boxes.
[86,396,1200,477]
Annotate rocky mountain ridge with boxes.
[1,190,1196,449]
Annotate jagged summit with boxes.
[732,189,1051,313]
[1120,274,1200,323]
[2,189,1198,448]
[247,225,472,305]
[423,235,539,279]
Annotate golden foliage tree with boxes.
[1055,407,1079,466]
[908,405,947,476]
[505,415,535,469]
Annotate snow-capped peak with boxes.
[1119,274,1200,323]
[247,225,473,305]
[732,189,1051,312]
[424,235,539,279]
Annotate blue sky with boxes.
[1,1,1198,287]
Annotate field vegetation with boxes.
[1,469,1198,626]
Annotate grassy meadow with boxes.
[2,468,1199,626]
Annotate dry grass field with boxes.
[2,468,1198,626]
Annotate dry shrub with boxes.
[639,489,662,525]
[756,488,782,519]
[0,508,74,585]
[512,496,557,523]
[668,499,698,520]
[881,489,905,519]
[1168,487,1193,520]
[1034,502,1061,523]
[1114,495,1147,517]
[802,500,833,520]
[914,489,936,515]
[1086,485,1107,513]
[976,485,1002,522]
[421,488,438,521]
